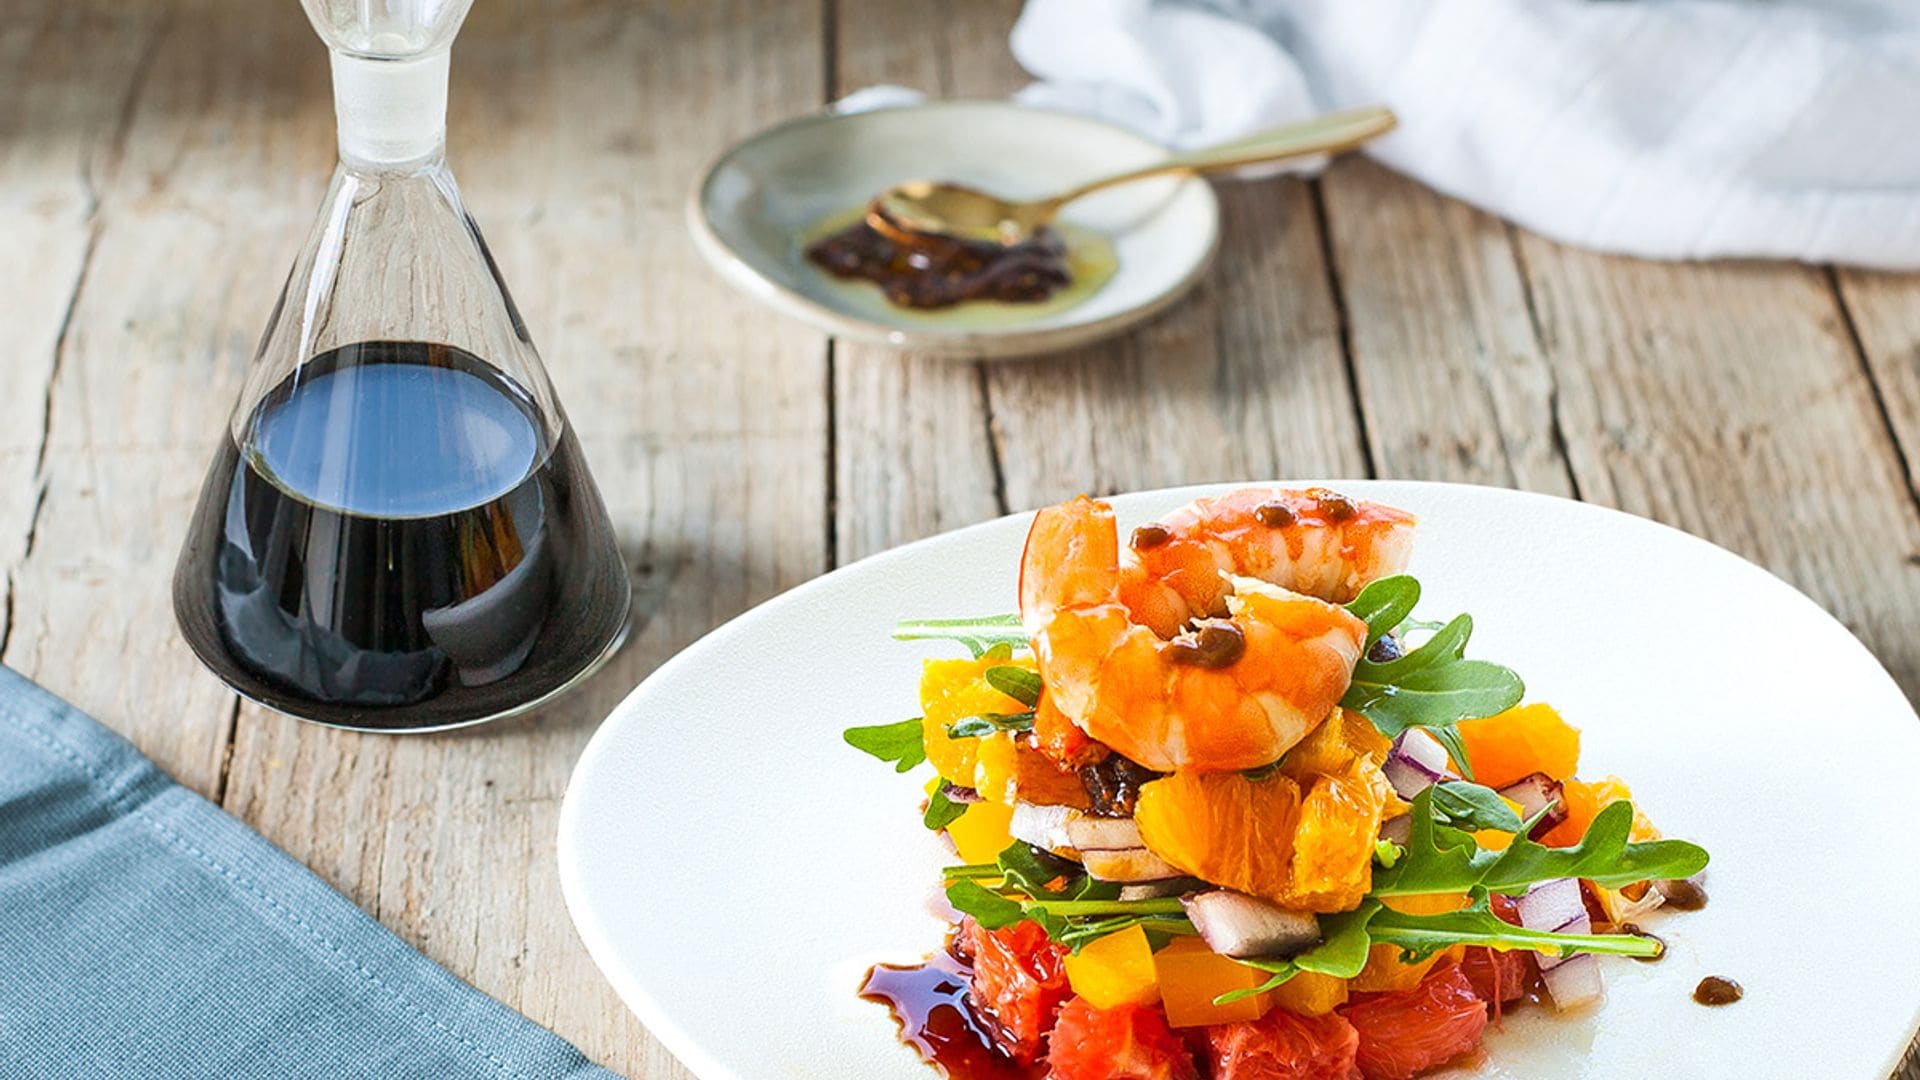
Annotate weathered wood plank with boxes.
[0,4,157,641]
[829,0,1028,564]
[1512,239,1920,701]
[1319,159,1575,495]
[985,177,1368,509]
[1833,268,1920,508]
[217,2,830,1078]
[0,0,324,796]
[1826,270,1920,1064]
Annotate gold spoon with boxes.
[874,105,1397,246]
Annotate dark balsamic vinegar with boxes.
[173,341,629,731]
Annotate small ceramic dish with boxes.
[687,100,1220,358]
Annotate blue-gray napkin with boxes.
[0,665,621,1080]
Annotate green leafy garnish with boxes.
[1346,575,1421,651]
[1428,780,1525,833]
[842,718,926,773]
[1372,788,1709,896]
[947,712,1037,738]
[895,614,1029,658]
[984,666,1043,707]
[1369,891,1662,963]
[944,879,1026,928]
[923,782,967,830]
[1216,904,1378,1003]
[1339,598,1524,781]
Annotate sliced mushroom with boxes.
[1081,847,1185,883]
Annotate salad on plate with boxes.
[847,487,1714,1079]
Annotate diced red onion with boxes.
[941,784,984,804]
[1540,952,1605,1011]
[1183,891,1322,959]
[1383,729,1459,798]
[1517,877,1589,972]
[1378,814,1411,847]
[1496,772,1568,840]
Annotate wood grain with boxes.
[214,3,829,1079]
[1512,237,1920,699]
[0,0,329,796]
[828,0,1029,564]
[985,178,1368,510]
[5,2,1920,1078]
[1320,159,1575,496]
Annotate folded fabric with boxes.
[0,665,618,1080]
[1010,0,1920,267]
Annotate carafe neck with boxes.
[330,49,449,169]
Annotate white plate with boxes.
[686,100,1219,357]
[559,481,1920,1080]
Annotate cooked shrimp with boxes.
[1020,495,1368,773]
[1118,487,1416,638]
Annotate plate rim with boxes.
[682,98,1221,359]
[558,479,1920,1079]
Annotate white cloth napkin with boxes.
[1008,0,1920,267]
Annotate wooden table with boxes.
[8,1,1919,1076]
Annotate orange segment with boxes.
[1135,712,1394,912]
[1136,769,1303,903]
[918,655,1039,787]
[1349,944,1466,993]
[1542,775,1660,847]
[973,731,1091,809]
[1152,937,1272,1027]
[1457,702,1581,788]
[1268,970,1349,1016]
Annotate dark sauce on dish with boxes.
[1616,923,1667,961]
[860,949,1041,1080]
[1693,975,1743,1006]
[805,202,1072,309]
[1658,877,1709,910]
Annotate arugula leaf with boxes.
[843,718,926,773]
[1369,891,1662,963]
[1428,780,1525,833]
[895,614,1029,658]
[923,782,967,830]
[997,844,1118,902]
[1341,609,1522,783]
[1370,788,1498,895]
[1217,904,1380,1004]
[1481,801,1710,892]
[1346,575,1421,650]
[947,712,1037,739]
[1373,788,1709,896]
[945,879,1026,929]
[984,666,1043,708]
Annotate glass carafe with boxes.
[173,0,630,732]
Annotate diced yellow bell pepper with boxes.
[972,732,1020,804]
[1268,970,1348,1016]
[1063,924,1160,1010]
[945,799,1014,865]
[918,656,1038,787]
[1152,937,1271,1028]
